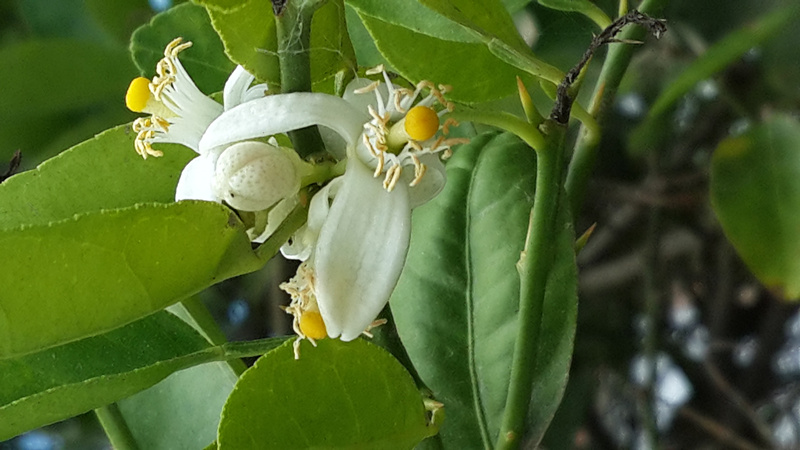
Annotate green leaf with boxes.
[217,339,434,449]
[130,2,237,94]
[711,115,800,299]
[418,0,531,51]
[116,302,242,450]
[350,12,526,103]
[0,201,261,359]
[16,0,110,41]
[85,0,155,44]
[630,4,800,153]
[204,0,356,87]
[346,0,563,100]
[0,312,213,441]
[0,39,136,120]
[502,0,531,13]
[0,125,194,230]
[194,0,251,11]
[345,0,481,43]
[391,132,577,446]
[536,0,611,29]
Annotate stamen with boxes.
[374,151,385,178]
[365,64,385,75]
[353,81,380,94]
[362,318,388,338]
[409,153,427,187]
[383,164,402,191]
[441,117,458,135]
[165,37,192,58]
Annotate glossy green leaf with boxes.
[536,0,611,29]
[0,125,194,230]
[204,0,356,87]
[130,2,236,94]
[0,39,136,120]
[345,0,480,43]
[631,4,800,152]
[351,12,526,103]
[0,312,213,441]
[391,132,578,446]
[194,0,251,11]
[711,115,800,299]
[344,4,390,69]
[503,0,530,13]
[0,201,261,359]
[419,0,530,51]
[116,302,242,450]
[217,339,435,449]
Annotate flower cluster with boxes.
[127,38,466,358]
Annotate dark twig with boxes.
[550,10,667,124]
[702,360,775,445]
[679,406,766,450]
[0,150,21,183]
[271,0,288,15]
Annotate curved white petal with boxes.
[314,156,411,341]
[199,93,365,153]
[175,155,219,202]
[407,153,446,209]
[223,66,256,110]
[280,176,342,261]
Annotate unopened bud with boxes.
[213,141,300,211]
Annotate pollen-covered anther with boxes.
[409,154,427,187]
[165,37,192,58]
[383,164,403,191]
[361,318,388,338]
[442,117,459,135]
[365,64,385,76]
[131,118,164,159]
[353,80,380,95]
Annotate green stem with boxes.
[95,404,140,450]
[496,120,568,450]
[178,297,248,375]
[276,1,325,158]
[564,0,669,221]
[447,110,546,151]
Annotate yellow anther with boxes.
[299,311,327,340]
[126,77,153,113]
[404,105,440,142]
[365,64,385,75]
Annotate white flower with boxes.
[196,66,467,354]
[125,37,270,204]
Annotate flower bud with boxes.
[213,141,300,212]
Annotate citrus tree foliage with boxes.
[1,0,797,449]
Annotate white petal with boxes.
[314,156,411,341]
[223,66,256,110]
[252,194,299,244]
[175,155,218,202]
[199,93,365,153]
[280,176,342,260]
[407,153,446,209]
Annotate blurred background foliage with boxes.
[0,0,799,448]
